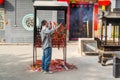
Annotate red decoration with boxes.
[29,59,77,72]
[49,21,52,29]
[0,0,4,5]
[58,0,70,3]
[52,24,66,49]
[72,4,75,8]
[34,23,66,49]
[89,5,92,8]
[84,5,87,8]
[94,4,98,31]
[98,0,110,6]
[53,22,57,26]
[80,5,83,8]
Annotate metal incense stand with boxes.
[33,1,68,70]
[95,10,120,78]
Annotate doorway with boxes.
[69,4,94,40]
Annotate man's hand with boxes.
[55,23,62,30]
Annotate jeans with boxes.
[42,47,52,71]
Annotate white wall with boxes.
[111,0,116,11]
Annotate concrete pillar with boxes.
[111,0,116,11]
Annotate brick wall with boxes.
[5,0,56,43]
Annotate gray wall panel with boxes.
[5,0,55,43]
[116,0,120,8]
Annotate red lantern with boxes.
[98,0,110,6]
[80,5,83,8]
[76,4,79,8]
[58,0,70,3]
[84,5,87,8]
[0,0,4,5]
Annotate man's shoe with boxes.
[43,71,53,74]
[47,71,53,74]
[41,69,44,73]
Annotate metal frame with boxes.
[101,15,120,50]
[33,1,68,64]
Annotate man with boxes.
[40,20,61,73]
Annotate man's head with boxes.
[41,20,48,27]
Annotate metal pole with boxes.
[118,25,120,45]
[101,12,105,41]
[63,9,67,63]
[101,20,104,41]
[113,25,115,43]
[86,21,89,38]
[33,8,37,64]
[105,21,107,45]
[15,0,17,26]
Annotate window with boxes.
[57,11,65,24]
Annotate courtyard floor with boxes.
[0,42,119,80]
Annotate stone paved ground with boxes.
[0,42,119,80]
